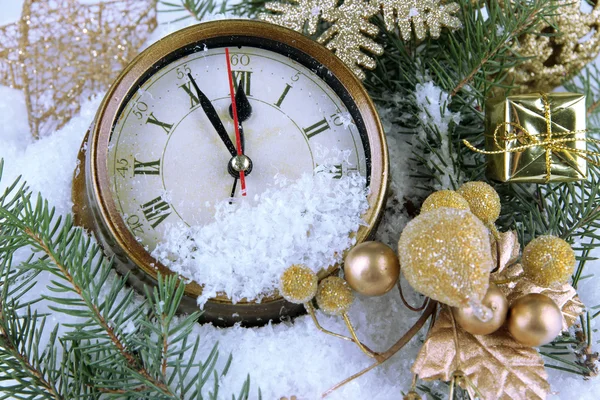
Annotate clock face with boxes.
[107,45,370,249]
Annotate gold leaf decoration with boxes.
[493,263,585,330]
[412,307,551,400]
[0,0,157,139]
[492,230,521,274]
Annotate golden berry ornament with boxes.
[403,391,422,400]
[453,284,508,335]
[398,208,494,313]
[508,293,563,347]
[522,235,576,287]
[420,190,470,214]
[457,181,501,225]
[316,276,354,316]
[279,265,318,304]
[344,241,400,296]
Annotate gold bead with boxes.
[457,181,500,225]
[316,276,354,316]
[403,391,422,400]
[421,190,470,214]
[453,284,508,335]
[344,241,400,296]
[522,235,575,286]
[398,208,494,308]
[508,293,563,347]
[279,265,318,304]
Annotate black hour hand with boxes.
[187,73,237,157]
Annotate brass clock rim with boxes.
[87,20,389,306]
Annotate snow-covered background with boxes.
[1,1,599,398]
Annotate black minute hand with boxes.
[187,73,237,157]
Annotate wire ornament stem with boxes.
[321,300,438,398]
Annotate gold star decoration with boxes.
[0,0,157,139]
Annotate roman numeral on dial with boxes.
[275,84,292,108]
[141,196,172,229]
[146,112,173,134]
[232,70,252,96]
[303,118,330,139]
[179,81,201,109]
[133,158,161,175]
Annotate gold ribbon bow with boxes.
[463,93,600,182]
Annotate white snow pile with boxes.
[152,165,369,306]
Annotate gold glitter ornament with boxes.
[379,0,462,41]
[0,0,157,139]
[420,190,470,214]
[508,0,600,93]
[279,265,318,304]
[343,241,400,296]
[522,236,576,287]
[403,391,422,400]
[316,276,354,316]
[261,0,383,80]
[398,208,494,311]
[507,293,563,347]
[457,181,500,225]
[453,284,508,335]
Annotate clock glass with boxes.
[107,44,369,250]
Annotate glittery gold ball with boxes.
[453,284,508,335]
[398,208,494,308]
[457,181,501,225]
[316,276,354,316]
[403,391,422,400]
[508,293,563,347]
[421,190,470,214]
[279,265,318,304]
[522,236,575,287]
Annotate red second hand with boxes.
[225,48,246,196]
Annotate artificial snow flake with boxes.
[260,0,383,80]
[378,0,462,41]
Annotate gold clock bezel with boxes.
[74,20,388,326]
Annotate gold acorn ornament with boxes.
[522,235,576,287]
[344,241,400,296]
[420,190,470,214]
[453,284,508,335]
[398,208,494,320]
[507,293,563,347]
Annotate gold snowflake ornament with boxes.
[261,0,382,80]
[260,0,461,80]
[381,0,462,41]
[0,0,157,139]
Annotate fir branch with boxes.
[0,160,254,399]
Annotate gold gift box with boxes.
[485,92,587,183]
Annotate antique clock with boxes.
[73,20,388,326]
